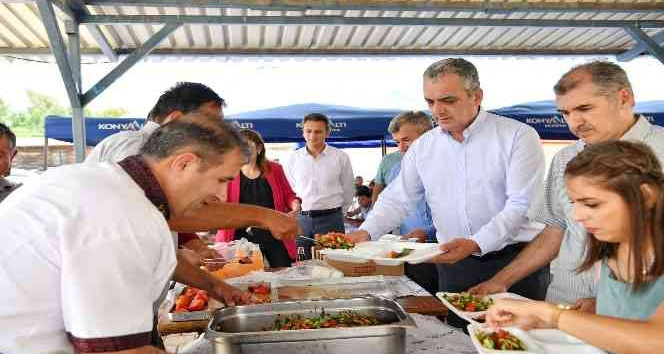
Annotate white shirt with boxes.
[285,144,355,212]
[361,111,545,255]
[84,120,180,248]
[0,162,176,353]
[85,120,160,163]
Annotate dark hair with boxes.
[554,61,634,99]
[140,112,250,165]
[240,129,269,174]
[148,82,225,124]
[0,122,16,150]
[565,140,664,291]
[355,185,372,198]
[302,112,332,132]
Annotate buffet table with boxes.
[160,275,476,353]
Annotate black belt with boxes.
[300,207,341,218]
[473,242,526,261]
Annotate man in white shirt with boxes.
[348,58,549,328]
[285,113,355,259]
[86,83,297,255]
[86,82,225,259]
[470,62,664,311]
[0,114,252,354]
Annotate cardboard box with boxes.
[324,258,404,277]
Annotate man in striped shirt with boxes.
[471,61,664,310]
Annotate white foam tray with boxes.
[320,240,443,266]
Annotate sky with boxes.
[2,54,664,179]
[1,55,663,117]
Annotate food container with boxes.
[167,284,220,322]
[167,282,274,322]
[320,241,443,266]
[205,297,416,354]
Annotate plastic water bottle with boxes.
[296,246,306,266]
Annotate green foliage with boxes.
[0,91,128,137]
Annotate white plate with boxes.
[320,241,443,265]
[468,325,543,354]
[437,292,531,324]
[527,329,583,345]
[527,329,606,354]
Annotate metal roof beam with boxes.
[617,30,664,62]
[81,23,180,106]
[37,0,81,108]
[0,47,623,56]
[79,14,664,28]
[623,26,664,65]
[66,0,118,62]
[82,0,664,14]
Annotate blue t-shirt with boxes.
[597,258,664,321]
[374,151,402,186]
[388,161,436,241]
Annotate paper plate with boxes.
[527,329,606,354]
[320,240,443,265]
[468,325,543,354]
[437,292,531,324]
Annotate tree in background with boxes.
[0,91,128,137]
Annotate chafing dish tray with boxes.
[205,296,416,354]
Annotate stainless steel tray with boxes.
[166,284,211,322]
[205,296,416,354]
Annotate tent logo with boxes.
[296,121,347,132]
[230,121,254,129]
[525,115,568,128]
[97,120,145,131]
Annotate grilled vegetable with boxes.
[173,287,209,313]
[443,292,493,312]
[314,233,355,250]
[476,329,527,351]
[271,311,380,331]
[386,248,415,258]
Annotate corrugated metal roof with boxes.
[1,0,663,60]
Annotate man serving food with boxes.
[346,58,549,328]
[0,114,255,353]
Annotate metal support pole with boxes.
[65,20,86,162]
[623,26,664,65]
[43,136,48,170]
[66,20,81,92]
[37,0,86,162]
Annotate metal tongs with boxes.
[297,235,317,243]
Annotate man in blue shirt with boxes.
[386,111,436,242]
[348,58,548,328]
[385,111,438,294]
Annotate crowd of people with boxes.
[0,57,663,354]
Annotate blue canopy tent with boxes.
[490,100,664,140]
[227,103,404,149]
[43,115,146,169]
[45,115,147,146]
[45,103,404,150]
